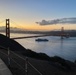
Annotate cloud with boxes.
[36,18,76,25]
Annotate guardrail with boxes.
[0,46,43,75]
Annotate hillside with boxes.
[0,34,76,75]
[0,34,26,52]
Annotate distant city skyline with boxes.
[0,0,76,31]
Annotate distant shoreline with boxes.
[1,31,76,37]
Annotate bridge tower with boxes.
[61,27,64,39]
[6,19,10,38]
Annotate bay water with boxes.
[2,33,76,62]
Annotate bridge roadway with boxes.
[0,58,12,75]
[11,34,52,39]
[11,34,70,40]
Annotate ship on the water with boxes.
[35,38,49,42]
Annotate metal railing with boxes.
[0,46,43,75]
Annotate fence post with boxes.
[8,47,10,67]
[25,57,28,75]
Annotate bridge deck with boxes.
[11,34,51,39]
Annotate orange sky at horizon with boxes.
[12,23,76,31]
[0,0,76,31]
[0,19,76,31]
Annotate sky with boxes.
[0,0,76,31]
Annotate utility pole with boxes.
[6,19,10,38]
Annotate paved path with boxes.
[0,58,12,75]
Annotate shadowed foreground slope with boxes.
[0,34,76,75]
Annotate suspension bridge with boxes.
[0,19,44,75]
[0,19,69,39]
[0,19,70,75]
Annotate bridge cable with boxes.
[0,20,5,25]
[11,20,25,30]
